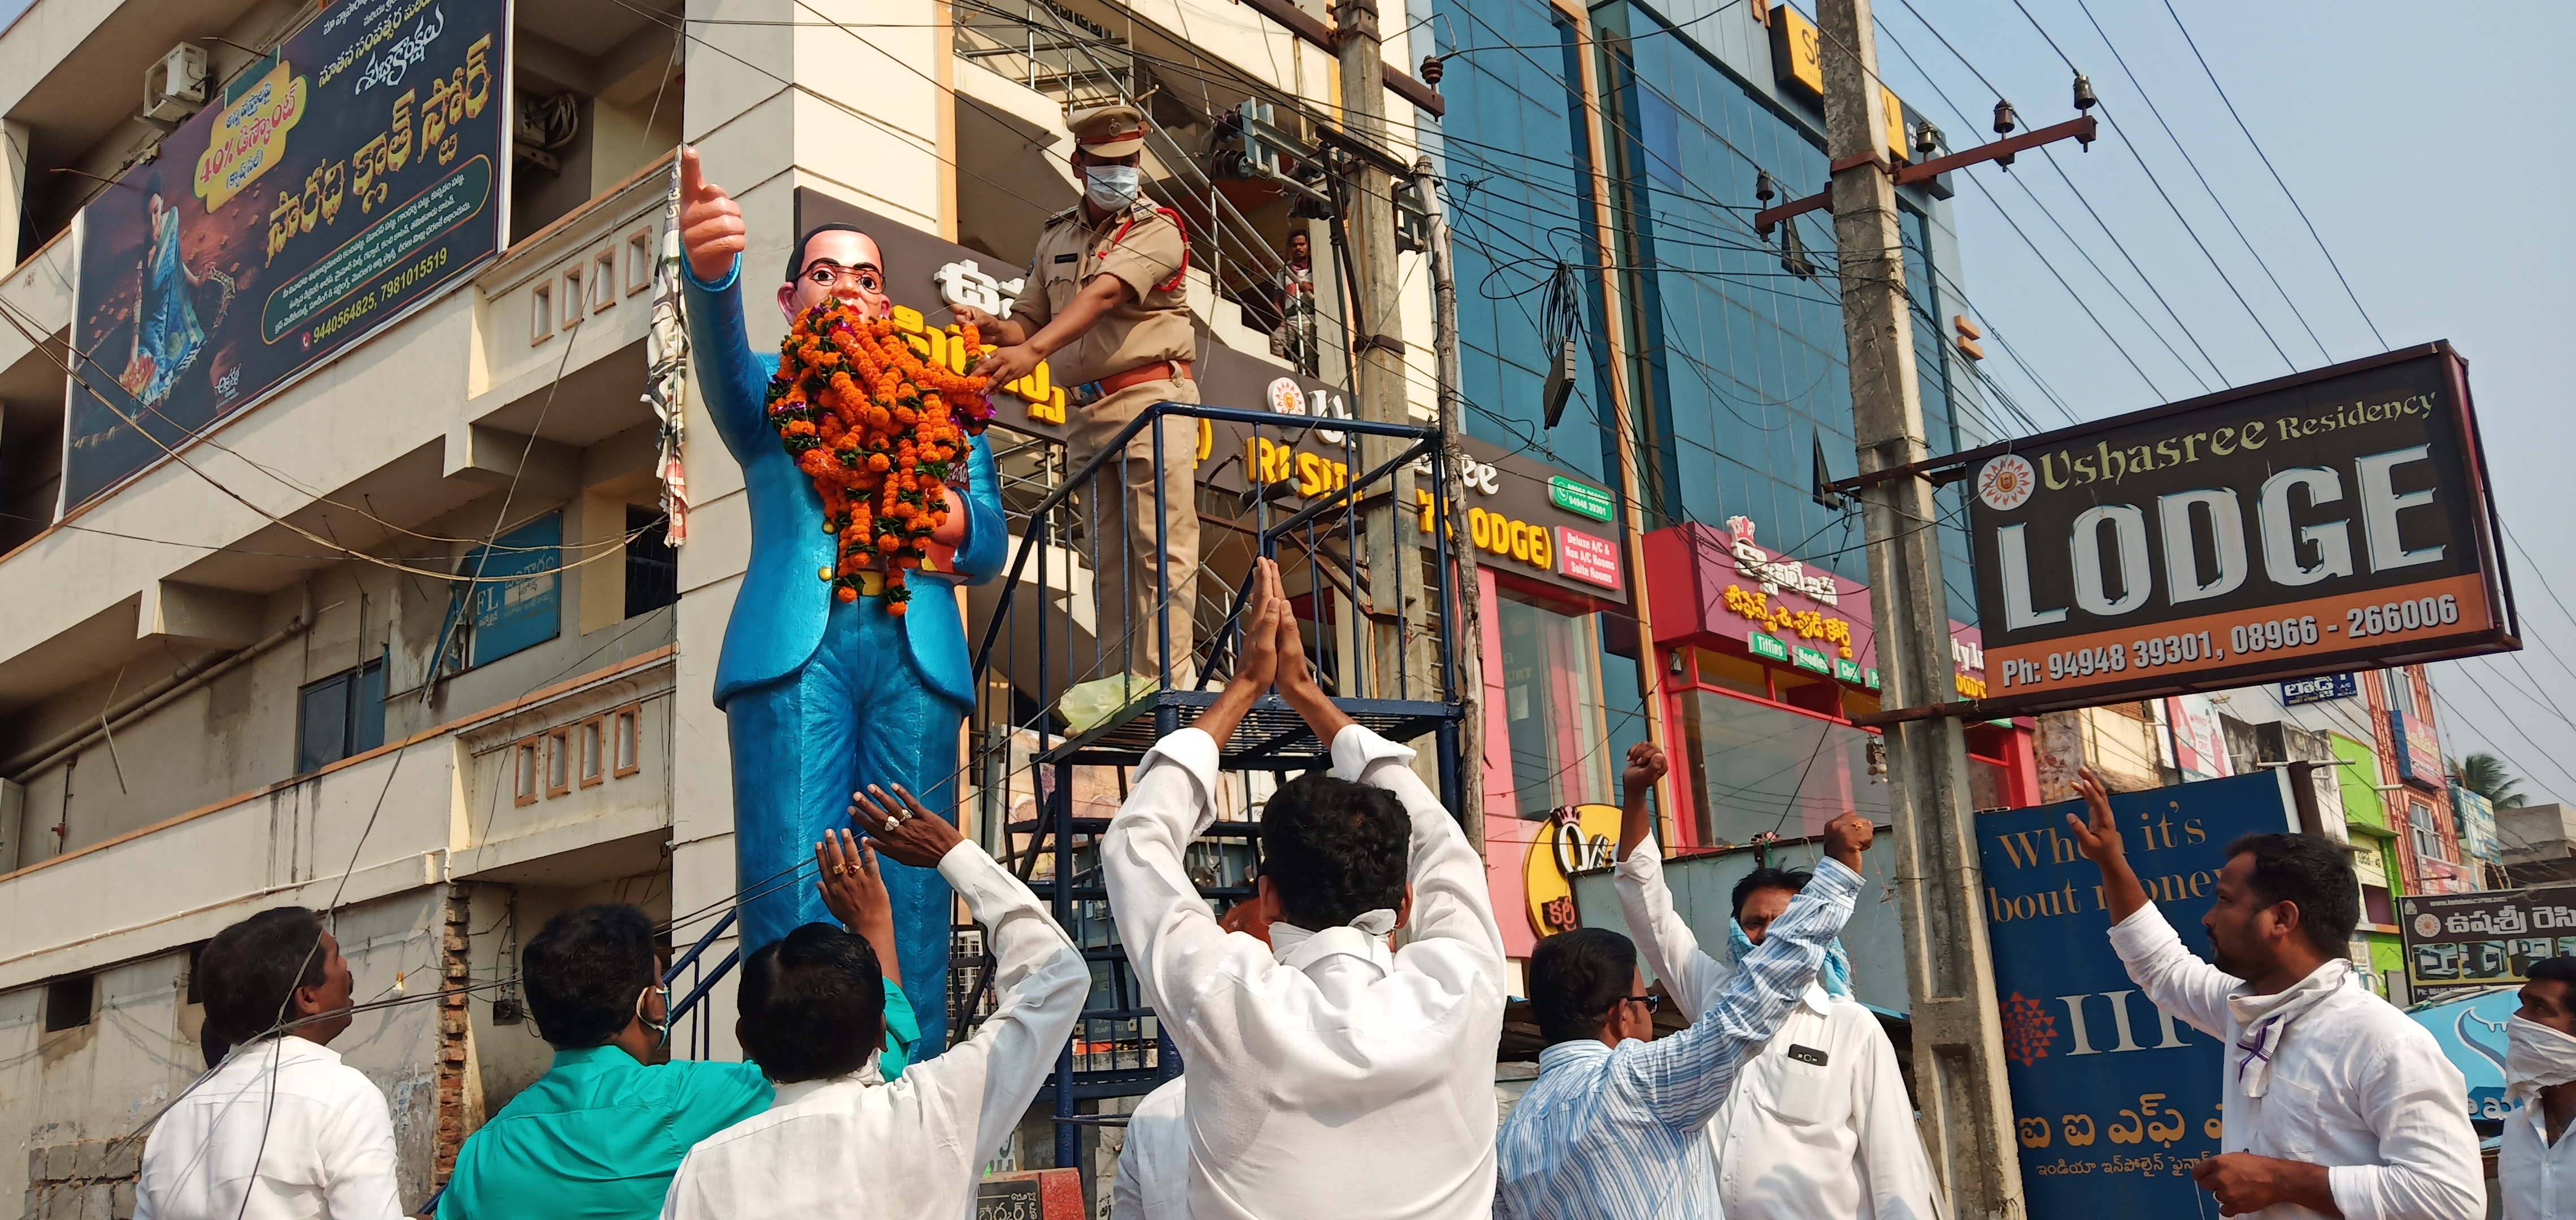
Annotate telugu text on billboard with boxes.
[1966,345,2514,714]
[2401,887,2576,991]
[64,0,508,509]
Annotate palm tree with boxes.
[2449,752,2527,808]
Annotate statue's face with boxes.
[778,228,890,321]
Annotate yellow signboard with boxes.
[1769,4,1910,163]
[1523,802,1623,938]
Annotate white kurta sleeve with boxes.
[318,1070,407,1219]
[929,840,1087,1164]
[1612,834,1727,1022]
[1328,724,1507,978]
[2323,1032,2485,1220]
[2102,903,2236,1039]
[1851,1014,1939,1220]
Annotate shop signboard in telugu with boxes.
[1643,517,1988,699]
[2400,887,2576,991]
[2280,672,2356,705]
[1977,772,2297,1217]
[65,0,509,509]
[793,188,1628,604]
[1966,345,2516,714]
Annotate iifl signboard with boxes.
[1968,344,2515,714]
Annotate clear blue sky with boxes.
[1866,0,2576,805]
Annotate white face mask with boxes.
[1085,164,1142,211]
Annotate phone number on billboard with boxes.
[2348,594,2460,639]
[2037,596,2468,685]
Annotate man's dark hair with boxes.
[2225,833,2360,957]
[737,923,886,1083]
[523,904,659,1049]
[1530,927,1637,1045]
[784,223,869,285]
[1258,773,1409,929]
[198,907,328,1047]
[1730,866,1813,920]
[2530,956,2576,987]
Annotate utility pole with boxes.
[1416,155,1484,840]
[1331,0,1432,709]
[1813,1,2024,1215]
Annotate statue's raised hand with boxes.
[678,147,745,285]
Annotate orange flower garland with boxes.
[766,299,993,614]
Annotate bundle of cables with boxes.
[1539,260,1583,428]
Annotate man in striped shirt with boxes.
[1494,808,1873,1219]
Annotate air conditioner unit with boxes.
[144,43,211,122]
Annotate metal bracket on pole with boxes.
[1755,114,2098,235]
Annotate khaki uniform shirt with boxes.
[1011,201,1195,390]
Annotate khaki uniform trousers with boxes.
[1071,376,1200,685]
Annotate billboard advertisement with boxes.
[1966,345,2515,714]
[2401,887,2576,991]
[65,0,509,509]
[1977,772,2297,1218]
[1641,517,1989,700]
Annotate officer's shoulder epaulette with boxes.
[1042,205,1082,227]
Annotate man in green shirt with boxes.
[438,833,916,1218]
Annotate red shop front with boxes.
[1642,519,2037,851]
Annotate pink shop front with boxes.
[1641,519,2037,855]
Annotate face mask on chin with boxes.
[1085,164,1142,211]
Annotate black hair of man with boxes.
[2530,956,2576,987]
[1730,866,1814,920]
[1257,773,1409,930]
[522,904,659,1049]
[784,223,869,285]
[1530,927,1637,1046]
[2223,832,2361,958]
[198,906,328,1047]
[737,922,886,1084]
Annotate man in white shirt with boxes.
[1099,559,1508,1219]
[1610,743,1939,1220]
[661,790,1086,1219]
[137,906,404,1220]
[1494,808,1872,1219]
[1113,1077,1190,1220]
[2065,766,2480,1220]
[1112,904,1267,1220]
[2501,955,2576,1219]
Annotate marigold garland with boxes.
[766,300,994,614]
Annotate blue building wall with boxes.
[1429,0,1994,622]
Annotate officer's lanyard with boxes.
[1092,204,1190,294]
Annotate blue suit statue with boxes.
[684,213,1005,1057]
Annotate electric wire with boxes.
[1996,0,2296,372]
[1869,3,2220,393]
[2160,0,2385,350]
[2068,0,2331,364]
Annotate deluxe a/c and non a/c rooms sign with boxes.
[1966,343,2517,714]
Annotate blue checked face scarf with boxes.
[1731,918,1853,1000]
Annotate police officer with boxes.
[959,103,1200,687]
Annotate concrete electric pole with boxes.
[1416,155,1485,839]
[1332,0,1434,706]
[1813,1,2025,1215]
